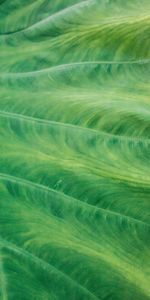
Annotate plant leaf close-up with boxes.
[0,0,150,299]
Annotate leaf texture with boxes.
[0,0,150,299]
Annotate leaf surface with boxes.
[0,0,150,299]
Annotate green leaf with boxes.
[0,0,150,299]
